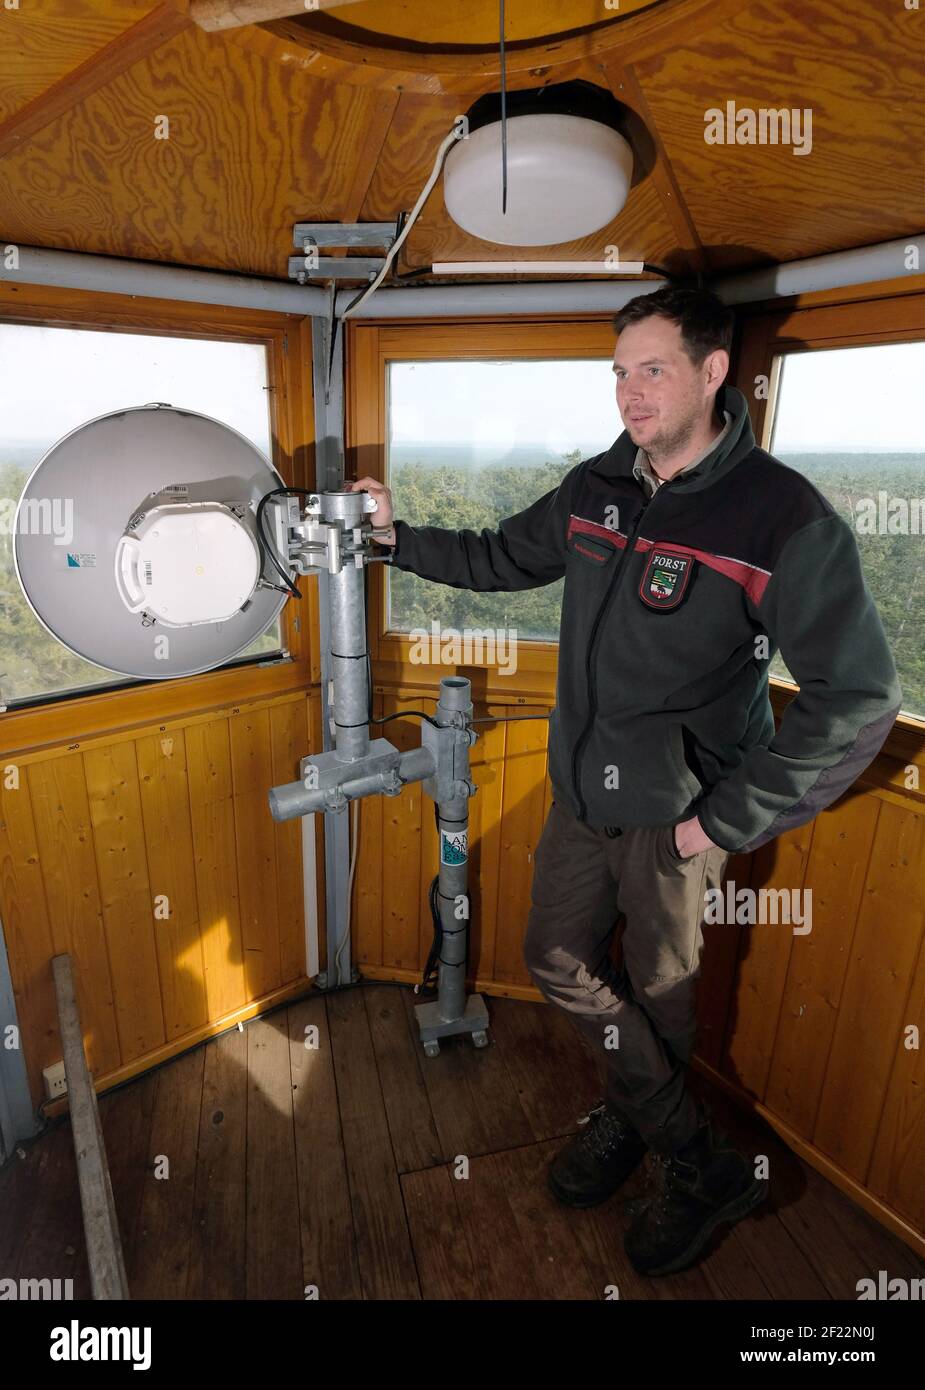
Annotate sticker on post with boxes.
[66,553,97,567]
[440,828,468,865]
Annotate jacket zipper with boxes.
[569,484,667,822]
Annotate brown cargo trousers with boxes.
[523,799,731,1155]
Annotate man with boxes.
[349,286,902,1278]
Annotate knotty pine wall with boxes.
[0,691,326,1108]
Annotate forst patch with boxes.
[638,546,696,611]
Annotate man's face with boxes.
[612,316,724,459]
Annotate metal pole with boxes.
[414,677,489,1055]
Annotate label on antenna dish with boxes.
[66,552,97,567]
[440,828,468,866]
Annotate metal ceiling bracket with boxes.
[289,254,384,284]
[292,221,399,249]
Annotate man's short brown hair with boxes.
[612,286,735,367]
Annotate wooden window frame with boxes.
[734,288,925,766]
[0,284,318,759]
[347,316,617,704]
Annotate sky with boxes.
[2,324,923,457]
[0,324,273,455]
[769,343,925,451]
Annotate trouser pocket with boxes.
[665,822,705,863]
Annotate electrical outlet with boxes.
[43,1061,68,1101]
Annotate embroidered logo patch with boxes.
[639,546,696,611]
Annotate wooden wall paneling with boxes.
[26,756,121,1085]
[228,708,283,1000]
[695,850,754,1073]
[764,795,880,1137]
[352,689,383,970]
[719,822,812,1102]
[0,770,67,1104]
[416,715,441,985]
[490,709,552,988]
[812,799,925,1182]
[268,697,309,985]
[185,717,249,1022]
[304,692,326,980]
[464,704,508,988]
[82,742,166,1062]
[135,729,209,1040]
[379,692,426,974]
[868,907,925,1233]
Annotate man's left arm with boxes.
[678,511,903,857]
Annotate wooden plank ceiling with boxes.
[0,0,922,284]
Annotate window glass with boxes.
[386,358,619,644]
[768,344,925,718]
[0,325,282,707]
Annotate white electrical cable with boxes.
[328,126,463,977]
[339,125,464,320]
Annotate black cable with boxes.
[500,0,507,215]
[256,486,318,600]
[642,261,679,280]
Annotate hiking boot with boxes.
[623,1108,769,1276]
[548,1100,648,1208]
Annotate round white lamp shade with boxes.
[444,112,634,247]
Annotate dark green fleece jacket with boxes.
[385,384,903,854]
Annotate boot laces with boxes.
[577,1101,634,1161]
[638,1150,696,1226]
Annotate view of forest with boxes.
[386,446,924,718]
[1,442,921,716]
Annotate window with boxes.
[0,324,283,707]
[385,357,619,643]
[768,342,925,719]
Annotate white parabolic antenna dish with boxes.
[13,404,289,680]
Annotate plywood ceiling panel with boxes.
[311,0,657,47]
[0,0,920,284]
[0,20,398,276]
[0,0,158,123]
[633,0,925,271]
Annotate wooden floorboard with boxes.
[99,1068,158,1296]
[289,996,362,1300]
[245,1015,302,1300]
[130,1048,204,1299]
[1,983,922,1300]
[327,987,420,1299]
[13,1121,91,1299]
[188,1029,247,1300]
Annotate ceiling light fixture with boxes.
[443,79,635,247]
